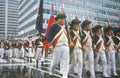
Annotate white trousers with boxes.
[107,49,117,76]
[35,48,42,60]
[70,48,83,78]
[5,49,13,58]
[20,47,25,58]
[14,48,19,58]
[95,49,108,77]
[28,48,34,57]
[0,48,4,58]
[50,46,69,78]
[8,49,13,58]
[83,49,95,78]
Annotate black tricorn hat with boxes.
[37,33,41,36]
[70,19,81,29]
[55,13,66,20]
[81,20,91,28]
[104,26,113,33]
[92,24,102,32]
[28,36,32,38]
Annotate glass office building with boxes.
[18,0,38,39]
[0,0,19,40]
[18,0,120,39]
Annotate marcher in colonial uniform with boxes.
[104,26,118,77]
[46,13,71,78]
[8,40,13,58]
[4,40,10,58]
[26,36,34,62]
[35,33,44,67]
[69,19,83,78]
[81,20,95,78]
[92,25,109,78]
[13,40,20,58]
[113,27,120,64]
[19,40,25,59]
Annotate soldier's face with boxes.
[73,24,79,31]
[107,30,112,36]
[84,25,90,31]
[38,35,42,38]
[97,29,102,35]
[57,18,65,26]
[29,38,32,40]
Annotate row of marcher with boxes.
[0,13,120,78]
[0,36,44,62]
[45,13,120,78]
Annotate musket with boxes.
[59,0,72,50]
[73,0,83,37]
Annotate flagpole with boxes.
[73,0,83,36]
[45,0,55,36]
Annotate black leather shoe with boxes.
[86,70,91,77]
[103,76,110,78]
[74,73,78,76]
[112,75,119,78]
[59,73,63,76]
[41,61,44,66]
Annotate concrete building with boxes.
[18,0,120,39]
[0,0,19,40]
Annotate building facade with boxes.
[18,0,38,40]
[0,0,19,40]
[18,0,120,39]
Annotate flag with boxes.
[44,4,54,51]
[36,0,43,33]
[45,4,54,36]
[59,0,71,45]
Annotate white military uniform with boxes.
[82,30,95,78]
[28,40,34,62]
[35,41,44,60]
[14,48,19,58]
[50,26,69,78]
[106,35,118,76]
[69,30,83,78]
[20,46,25,58]
[13,42,20,58]
[94,35,108,77]
[4,41,11,58]
[35,38,45,67]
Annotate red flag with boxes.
[44,4,54,51]
[45,4,54,36]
